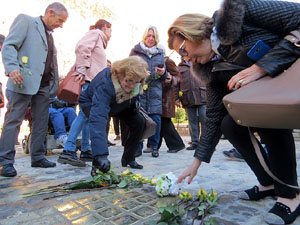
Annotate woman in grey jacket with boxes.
[168,0,300,224]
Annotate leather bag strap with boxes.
[248,127,300,190]
[284,30,300,47]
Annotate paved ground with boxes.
[0,134,300,225]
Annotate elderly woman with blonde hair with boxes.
[79,56,148,175]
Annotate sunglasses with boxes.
[179,40,188,57]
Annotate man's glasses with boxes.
[179,40,188,56]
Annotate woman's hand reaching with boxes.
[228,64,267,90]
[177,158,202,184]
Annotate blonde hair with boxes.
[111,56,148,82]
[168,14,214,49]
[142,25,160,45]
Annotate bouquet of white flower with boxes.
[155,172,180,197]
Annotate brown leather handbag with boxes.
[223,58,300,129]
[139,107,157,140]
[223,59,300,190]
[223,31,300,189]
[57,70,84,104]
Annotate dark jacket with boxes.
[178,60,207,108]
[192,0,300,163]
[79,68,139,156]
[129,43,167,115]
[161,57,180,118]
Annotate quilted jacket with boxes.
[129,43,167,115]
[193,0,300,163]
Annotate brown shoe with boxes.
[143,147,154,153]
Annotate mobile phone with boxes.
[157,64,164,68]
[247,40,271,61]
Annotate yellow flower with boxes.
[178,91,183,97]
[179,191,193,201]
[211,189,217,198]
[121,169,131,176]
[133,174,143,181]
[208,189,218,201]
[150,177,157,186]
[143,84,148,91]
[197,188,208,201]
[21,56,28,64]
[142,177,149,184]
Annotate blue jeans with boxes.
[64,83,91,152]
[49,107,77,139]
[138,114,161,152]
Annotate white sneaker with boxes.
[56,134,68,147]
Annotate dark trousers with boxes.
[221,114,299,198]
[120,120,129,146]
[114,108,145,162]
[158,117,185,150]
[0,86,49,165]
[113,117,120,135]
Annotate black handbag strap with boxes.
[248,127,300,190]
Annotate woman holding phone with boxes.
[129,25,167,158]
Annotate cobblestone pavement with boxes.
[0,135,300,225]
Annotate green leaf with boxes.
[178,208,186,217]
[198,210,204,216]
[160,210,174,222]
[198,205,206,211]
[165,206,176,213]
[188,206,196,211]
[65,181,95,190]
[207,199,213,205]
[103,174,111,180]
[208,218,218,225]
[117,180,128,188]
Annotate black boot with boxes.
[91,155,111,176]
[152,149,159,158]
[121,158,143,169]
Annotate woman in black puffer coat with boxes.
[168,0,300,224]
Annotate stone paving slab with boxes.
[0,135,300,225]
